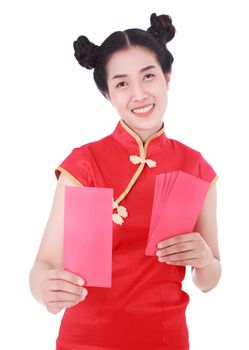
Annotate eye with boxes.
[144,73,155,80]
[116,81,127,88]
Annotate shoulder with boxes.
[167,137,202,162]
[167,137,217,183]
[73,134,112,154]
[57,134,113,172]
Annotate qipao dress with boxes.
[55,119,217,350]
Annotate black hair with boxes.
[73,13,176,99]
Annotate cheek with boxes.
[154,85,168,103]
[150,79,167,95]
[110,92,127,109]
[161,80,169,94]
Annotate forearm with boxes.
[192,257,221,292]
[29,261,53,304]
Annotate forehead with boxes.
[106,46,159,78]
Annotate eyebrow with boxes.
[111,65,157,80]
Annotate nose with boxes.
[131,82,149,102]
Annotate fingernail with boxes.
[78,279,85,286]
[156,250,162,256]
[157,243,163,249]
[81,289,87,297]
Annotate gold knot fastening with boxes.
[112,200,128,225]
[129,155,157,168]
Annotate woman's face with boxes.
[105,45,171,141]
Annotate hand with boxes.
[156,232,214,269]
[40,269,88,314]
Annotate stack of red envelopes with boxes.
[145,171,210,256]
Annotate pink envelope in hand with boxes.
[146,171,210,256]
[64,186,113,288]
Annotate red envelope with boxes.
[146,171,210,256]
[64,186,113,287]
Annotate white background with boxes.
[0,0,248,349]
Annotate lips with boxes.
[131,103,156,118]
[131,103,155,113]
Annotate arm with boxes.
[191,183,221,292]
[29,173,88,313]
[156,183,221,292]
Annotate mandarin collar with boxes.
[111,119,168,157]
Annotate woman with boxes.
[29,12,221,349]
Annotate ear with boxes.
[164,69,171,85]
[104,90,111,102]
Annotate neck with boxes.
[122,120,164,143]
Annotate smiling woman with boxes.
[29,12,221,350]
[105,46,171,140]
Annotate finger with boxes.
[48,279,87,297]
[166,258,198,267]
[158,250,199,263]
[46,290,88,303]
[156,242,194,257]
[157,232,197,249]
[47,269,85,286]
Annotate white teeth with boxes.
[132,104,154,114]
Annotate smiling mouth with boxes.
[132,103,155,114]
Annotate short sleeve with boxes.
[55,146,91,187]
[197,154,218,186]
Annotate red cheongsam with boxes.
[55,119,217,350]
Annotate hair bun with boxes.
[73,35,100,70]
[147,13,176,46]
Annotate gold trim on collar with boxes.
[120,119,164,157]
